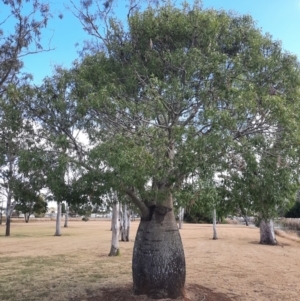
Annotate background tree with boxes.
[0,85,37,235]
[285,191,300,218]
[218,136,300,244]
[0,0,57,235]
[119,200,131,242]
[0,0,53,93]
[14,184,47,222]
[61,202,66,214]
[108,191,120,256]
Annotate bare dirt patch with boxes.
[0,221,299,301]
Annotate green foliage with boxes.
[285,197,300,218]
[24,1,300,219]
[73,2,300,214]
[15,188,47,220]
[184,208,212,224]
[69,203,93,217]
[0,0,53,92]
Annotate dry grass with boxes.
[275,228,300,243]
[224,219,238,225]
[279,218,300,231]
[1,221,300,301]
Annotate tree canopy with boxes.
[61,3,300,218]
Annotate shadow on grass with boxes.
[248,241,291,247]
[70,283,234,301]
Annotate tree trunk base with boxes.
[260,219,277,245]
[108,245,120,256]
[132,206,185,299]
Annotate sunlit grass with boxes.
[1,221,300,301]
[0,221,134,301]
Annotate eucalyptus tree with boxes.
[14,181,47,222]
[177,207,184,229]
[68,1,300,297]
[106,190,120,256]
[0,85,38,236]
[0,0,53,94]
[219,138,300,245]
[119,198,131,241]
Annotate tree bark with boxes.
[5,215,11,236]
[5,191,14,236]
[54,202,62,236]
[243,216,249,226]
[212,208,218,240]
[120,203,130,241]
[132,196,186,299]
[119,204,123,240]
[260,219,277,245]
[108,202,120,256]
[64,203,68,228]
[25,213,30,223]
[178,207,184,229]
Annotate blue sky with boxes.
[13,0,300,85]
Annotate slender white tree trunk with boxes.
[260,219,277,245]
[213,208,218,240]
[178,207,184,229]
[131,211,135,221]
[110,208,114,231]
[25,213,31,223]
[119,204,123,240]
[120,203,130,241]
[109,202,120,256]
[64,202,68,228]
[126,205,130,240]
[54,202,61,236]
[5,191,15,236]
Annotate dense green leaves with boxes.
[13,1,300,221]
[65,2,300,216]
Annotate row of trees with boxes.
[1,0,300,299]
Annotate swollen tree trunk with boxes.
[120,204,130,241]
[54,202,62,236]
[178,207,184,229]
[108,202,120,256]
[260,219,277,245]
[64,203,68,228]
[132,199,186,299]
[213,208,218,240]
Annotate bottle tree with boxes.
[30,1,300,298]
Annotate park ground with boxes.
[0,220,300,301]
